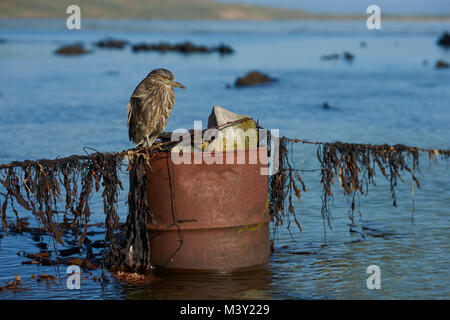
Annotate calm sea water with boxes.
[0,19,449,299]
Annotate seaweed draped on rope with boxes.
[273,137,450,231]
[0,127,449,274]
[0,148,158,273]
[0,151,125,266]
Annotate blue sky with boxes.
[214,0,450,15]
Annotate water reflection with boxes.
[121,268,274,300]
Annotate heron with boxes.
[127,68,185,148]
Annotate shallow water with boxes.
[0,19,449,299]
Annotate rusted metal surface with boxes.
[146,146,270,272]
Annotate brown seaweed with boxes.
[279,137,450,230]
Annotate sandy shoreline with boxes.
[1,0,449,22]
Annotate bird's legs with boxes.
[145,136,152,148]
[145,135,165,151]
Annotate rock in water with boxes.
[321,53,340,60]
[55,44,89,55]
[234,71,276,87]
[437,32,450,48]
[95,38,128,49]
[131,41,233,54]
[321,52,354,62]
[216,44,234,55]
[343,51,354,61]
[436,60,449,69]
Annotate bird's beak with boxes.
[171,81,186,89]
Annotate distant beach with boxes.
[1,0,449,21]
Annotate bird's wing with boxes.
[127,87,166,146]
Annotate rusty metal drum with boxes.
[146,146,271,272]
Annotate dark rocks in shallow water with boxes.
[95,38,128,49]
[132,42,184,53]
[55,44,89,56]
[234,71,276,87]
[175,41,209,53]
[436,60,449,69]
[343,51,354,61]
[56,39,231,55]
[437,32,450,48]
[323,102,330,109]
[321,53,340,60]
[321,51,354,61]
[216,43,234,54]
[131,41,233,54]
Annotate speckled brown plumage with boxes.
[127,68,185,147]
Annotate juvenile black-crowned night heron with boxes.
[127,68,185,148]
